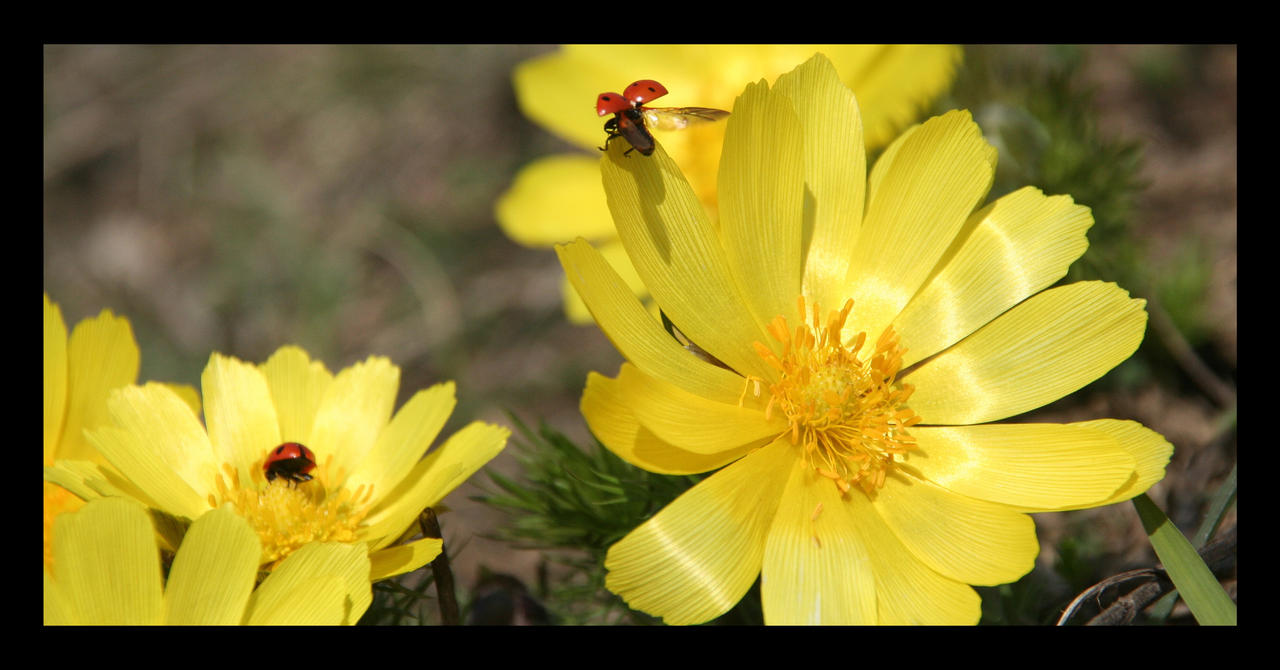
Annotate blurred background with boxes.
[43,44,1236,624]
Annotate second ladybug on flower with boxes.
[264,442,317,484]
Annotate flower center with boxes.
[752,297,920,496]
[213,457,374,567]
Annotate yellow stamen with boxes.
[752,297,920,496]
[212,458,374,568]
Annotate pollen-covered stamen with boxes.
[754,296,921,496]
[212,459,375,567]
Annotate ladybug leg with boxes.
[599,117,619,152]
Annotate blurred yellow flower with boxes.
[46,345,508,580]
[497,44,961,323]
[42,294,199,572]
[44,497,371,624]
[557,54,1172,624]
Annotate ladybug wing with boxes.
[596,92,631,117]
[641,107,731,132]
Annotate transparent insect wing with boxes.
[643,107,731,132]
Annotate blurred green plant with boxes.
[478,414,698,624]
[953,46,1223,397]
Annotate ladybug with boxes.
[596,79,729,157]
[264,442,317,484]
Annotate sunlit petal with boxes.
[844,110,996,339]
[907,282,1147,425]
[906,423,1137,508]
[582,369,754,475]
[761,463,876,624]
[894,187,1093,367]
[605,438,793,625]
[601,143,776,380]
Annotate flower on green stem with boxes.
[44,497,371,624]
[43,294,199,572]
[46,345,508,580]
[498,44,962,323]
[557,54,1172,624]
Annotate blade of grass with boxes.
[1132,493,1236,625]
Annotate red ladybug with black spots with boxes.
[597,79,729,157]
[264,442,316,484]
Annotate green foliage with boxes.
[951,46,1145,284]
[950,46,1227,395]
[477,413,701,623]
[361,572,438,625]
[1133,494,1236,625]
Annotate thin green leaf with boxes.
[1133,494,1236,625]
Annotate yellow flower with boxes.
[497,44,961,323]
[42,294,199,572]
[556,54,1172,624]
[45,497,371,624]
[46,345,508,580]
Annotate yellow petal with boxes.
[907,282,1148,425]
[61,308,140,462]
[44,459,140,503]
[309,356,399,487]
[871,474,1038,586]
[164,506,260,624]
[561,273,595,324]
[845,110,996,339]
[618,362,782,455]
[259,345,332,445]
[249,575,347,625]
[562,237,651,324]
[894,187,1094,367]
[718,76,805,331]
[604,437,793,625]
[557,238,750,404]
[247,542,372,625]
[202,353,281,482]
[350,382,456,504]
[582,370,752,475]
[88,384,215,520]
[865,117,918,206]
[512,46,621,149]
[601,141,776,380]
[361,421,508,549]
[853,488,982,624]
[43,462,95,505]
[50,497,163,624]
[369,536,445,581]
[772,54,867,313]
[1030,419,1174,510]
[497,154,616,247]
[160,383,203,418]
[906,423,1137,509]
[843,45,963,148]
[44,294,68,463]
[761,462,876,624]
[43,569,74,624]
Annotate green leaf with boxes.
[1132,494,1236,625]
